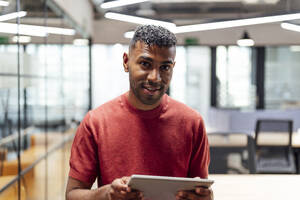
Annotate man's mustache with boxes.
[142,81,163,89]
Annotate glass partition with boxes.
[0,1,90,199]
[92,44,129,108]
[216,46,256,109]
[265,46,300,109]
[181,46,211,121]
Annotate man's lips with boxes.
[142,84,162,91]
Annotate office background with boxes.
[0,0,300,199]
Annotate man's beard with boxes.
[129,72,167,106]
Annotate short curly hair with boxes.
[130,25,177,49]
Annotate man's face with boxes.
[123,41,176,107]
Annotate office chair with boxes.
[254,119,296,174]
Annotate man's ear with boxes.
[123,52,129,72]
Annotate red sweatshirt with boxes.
[69,92,210,186]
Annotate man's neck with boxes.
[127,91,162,111]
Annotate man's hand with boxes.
[65,176,143,200]
[176,187,213,200]
[107,176,143,200]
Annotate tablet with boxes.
[128,175,214,200]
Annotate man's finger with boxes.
[111,178,129,192]
[127,193,144,200]
[176,189,213,200]
[176,191,198,200]
[195,187,212,195]
[109,187,126,199]
[125,191,143,199]
[121,176,131,184]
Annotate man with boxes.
[66,25,213,200]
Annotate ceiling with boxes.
[1,0,300,45]
[93,0,299,24]
[91,0,300,45]
[0,0,57,19]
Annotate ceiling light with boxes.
[237,31,254,46]
[45,26,76,35]
[12,36,31,43]
[113,43,123,50]
[104,12,176,29]
[101,0,150,9]
[242,0,259,3]
[174,12,300,33]
[290,46,300,52]
[152,0,241,2]
[0,0,9,6]
[136,8,156,16]
[0,22,47,36]
[73,39,89,46]
[124,31,135,39]
[152,0,278,3]
[242,0,280,4]
[0,22,76,37]
[0,11,27,22]
[281,22,300,33]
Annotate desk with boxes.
[257,132,300,147]
[210,174,300,200]
[208,132,300,147]
[207,132,300,174]
[208,133,248,147]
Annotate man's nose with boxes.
[147,68,161,82]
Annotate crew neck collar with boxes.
[120,92,168,119]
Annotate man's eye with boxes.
[140,61,151,68]
[160,65,170,71]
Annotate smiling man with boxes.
[124,30,176,110]
[66,25,212,200]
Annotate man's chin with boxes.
[139,93,163,106]
[140,96,160,105]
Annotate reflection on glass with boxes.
[0,2,89,199]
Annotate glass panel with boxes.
[0,77,18,139]
[23,78,45,127]
[63,45,90,121]
[170,46,186,103]
[216,46,256,109]
[0,1,86,199]
[92,44,129,108]
[185,46,211,120]
[265,46,300,109]
[0,45,19,74]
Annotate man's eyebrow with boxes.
[161,60,174,65]
[139,56,174,64]
[139,56,153,62]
